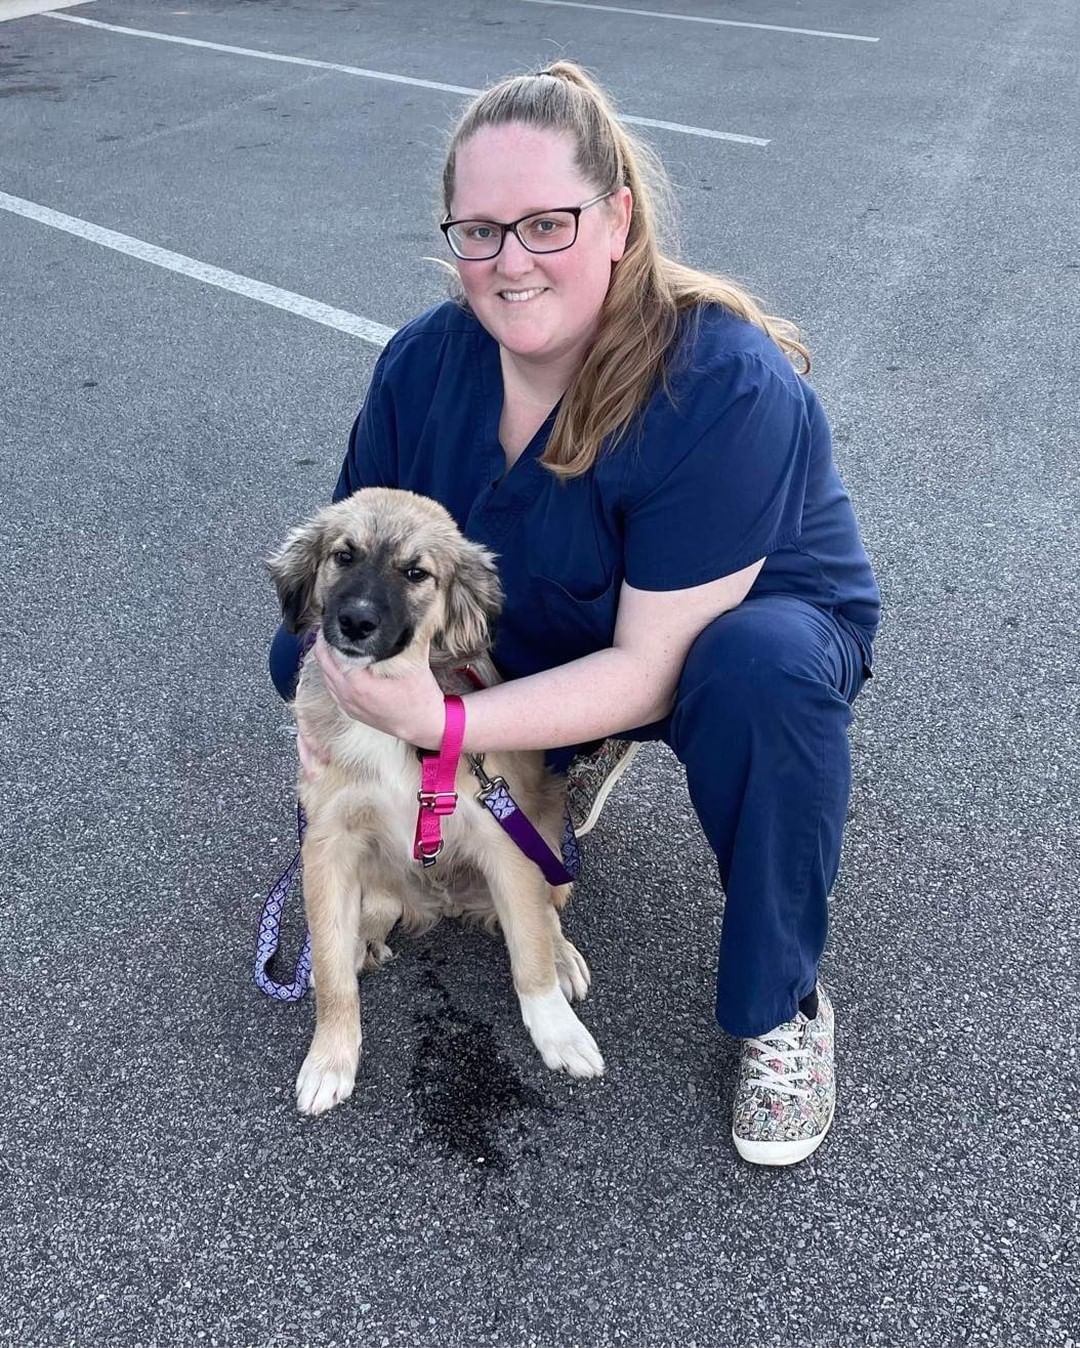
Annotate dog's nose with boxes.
[337,599,381,643]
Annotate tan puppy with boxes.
[267,488,604,1115]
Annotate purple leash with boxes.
[253,800,312,1002]
[469,755,579,886]
[253,632,316,1002]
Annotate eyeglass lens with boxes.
[446,210,579,259]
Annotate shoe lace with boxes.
[743,1019,812,1100]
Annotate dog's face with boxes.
[266,488,502,666]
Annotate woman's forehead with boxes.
[451,124,591,217]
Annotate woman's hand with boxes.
[312,632,446,749]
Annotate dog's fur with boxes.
[267,488,604,1115]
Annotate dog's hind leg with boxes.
[546,904,592,1003]
[295,826,364,1116]
[480,847,604,1079]
[355,887,403,972]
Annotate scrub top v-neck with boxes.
[468,335,562,553]
[332,300,880,683]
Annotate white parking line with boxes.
[0,0,92,22]
[44,11,769,145]
[0,190,395,347]
[44,13,478,95]
[521,0,880,43]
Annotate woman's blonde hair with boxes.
[442,61,810,479]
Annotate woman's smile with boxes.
[497,286,550,303]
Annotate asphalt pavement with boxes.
[1,0,1077,1344]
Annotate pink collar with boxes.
[413,694,466,865]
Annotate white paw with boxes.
[295,1046,359,1115]
[520,986,605,1078]
[554,937,592,1002]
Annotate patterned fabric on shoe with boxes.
[733,985,835,1148]
[565,738,636,836]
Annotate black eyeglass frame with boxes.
[440,189,618,261]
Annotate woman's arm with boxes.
[312,560,764,752]
[457,561,764,751]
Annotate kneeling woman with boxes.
[270,61,880,1167]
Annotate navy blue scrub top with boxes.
[325,301,880,684]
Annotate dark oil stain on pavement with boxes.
[0,84,61,99]
[408,951,558,1174]
[0,47,60,99]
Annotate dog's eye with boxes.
[403,566,430,584]
[333,549,354,567]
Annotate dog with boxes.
[266,487,604,1115]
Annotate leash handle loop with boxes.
[253,800,312,1001]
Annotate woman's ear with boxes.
[265,517,327,633]
[610,186,633,263]
[439,540,503,661]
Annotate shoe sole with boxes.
[732,1097,835,1167]
[572,741,640,837]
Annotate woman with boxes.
[270,62,880,1166]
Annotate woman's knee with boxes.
[672,600,851,744]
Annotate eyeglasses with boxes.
[440,190,617,261]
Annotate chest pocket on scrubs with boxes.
[532,573,621,663]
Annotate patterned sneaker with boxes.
[565,738,639,837]
[732,984,836,1166]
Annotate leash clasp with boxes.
[475,775,508,804]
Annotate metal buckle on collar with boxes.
[417,841,444,867]
[417,789,458,815]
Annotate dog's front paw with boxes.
[295,1042,360,1115]
[520,987,605,1078]
[554,937,592,1002]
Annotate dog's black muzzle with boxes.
[323,572,414,664]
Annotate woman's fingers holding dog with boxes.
[313,632,445,749]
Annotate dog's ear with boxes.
[265,517,327,634]
[439,540,503,661]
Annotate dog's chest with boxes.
[335,721,418,833]
[331,718,491,873]
[297,673,489,870]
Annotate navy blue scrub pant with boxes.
[269,594,871,1041]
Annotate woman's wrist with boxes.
[416,691,454,752]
